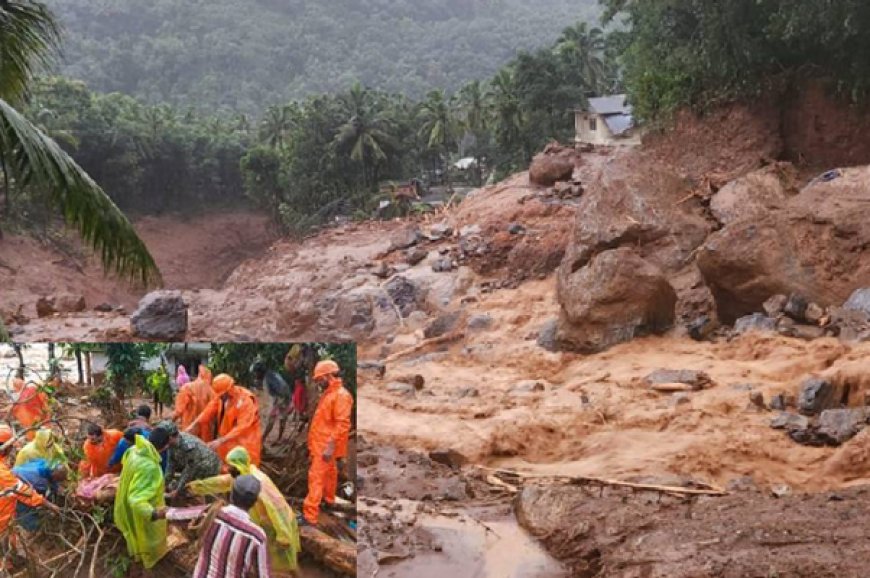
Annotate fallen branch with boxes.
[382,331,465,364]
[479,466,727,496]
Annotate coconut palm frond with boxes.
[0,98,161,286]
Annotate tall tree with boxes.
[259,104,295,150]
[0,0,160,285]
[333,82,395,188]
[554,22,610,94]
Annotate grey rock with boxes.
[94,302,114,313]
[455,387,480,399]
[734,313,776,334]
[843,288,870,317]
[467,314,494,331]
[805,302,825,324]
[385,276,420,317]
[688,315,717,341]
[783,293,809,322]
[536,319,558,352]
[797,377,835,416]
[432,257,455,273]
[428,223,453,241]
[817,408,868,445]
[769,394,786,411]
[405,248,428,266]
[130,291,187,339]
[508,223,525,235]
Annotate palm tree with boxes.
[259,104,294,150]
[0,1,159,286]
[418,89,459,185]
[554,22,610,94]
[333,82,395,188]
[488,68,525,159]
[458,81,490,184]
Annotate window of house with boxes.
[589,117,597,132]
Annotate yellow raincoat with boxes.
[14,429,66,467]
[188,446,300,572]
[113,435,167,569]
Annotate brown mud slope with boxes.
[516,483,870,578]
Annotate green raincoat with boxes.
[188,446,300,571]
[113,435,167,569]
[14,429,67,467]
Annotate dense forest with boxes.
[17,21,619,237]
[45,0,600,112]
[604,0,870,120]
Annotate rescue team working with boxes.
[0,356,353,577]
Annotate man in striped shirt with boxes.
[193,474,272,578]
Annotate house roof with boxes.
[602,113,634,136]
[587,94,630,115]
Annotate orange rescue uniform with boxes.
[174,366,216,441]
[303,376,353,524]
[0,460,44,533]
[190,375,262,466]
[11,379,49,441]
[78,428,124,478]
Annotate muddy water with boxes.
[371,508,567,578]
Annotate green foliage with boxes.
[603,0,870,120]
[44,0,600,113]
[109,553,132,578]
[104,343,151,395]
[146,365,172,404]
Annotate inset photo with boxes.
[0,342,356,577]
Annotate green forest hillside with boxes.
[45,0,600,111]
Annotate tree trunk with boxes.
[12,343,24,378]
[75,348,84,385]
[85,351,92,386]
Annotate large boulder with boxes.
[131,291,188,339]
[36,294,87,318]
[555,248,677,353]
[709,163,799,226]
[528,144,575,186]
[797,377,835,416]
[558,153,711,279]
[699,165,870,323]
[327,285,400,339]
[384,276,421,317]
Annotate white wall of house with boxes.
[574,112,641,146]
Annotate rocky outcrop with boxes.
[556,248,677,353]
[131,291,188,339]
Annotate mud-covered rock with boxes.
[36,294,87,318]
[710,163,798,226]
[645,369,713,390]
[428,449,467,470]
[423,311,462,339]
[529,148,575,186]
[770,412,809,431]
[467,314,493,331]
[798,377,835,416]
[687,315,717,341]
[805,302,825,324]
[431,257,454,273]
[556,248,677,353]
[405,248,428,266]
[131,291,187,339]
[536,319,558,352]
[763,294,788,317]
[390,226,423,251]
[427,222,453,241]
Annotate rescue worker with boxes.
[79,424,124,478]
[0,424,60,567]
[186,374,262,466]
[154,421,220,499]
[10,378,49,441]
[251,360,293,443]
[284,345,310,419]
[114,428,170,572]
[173,365,215,441]
[111,427,169,474]
[12,459,66,531]
[108,405,155,470]
[301,360,353,526]
[14,428,66,468]
[188,446,300,574]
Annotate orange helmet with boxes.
[212,374,234,395]
[313,360,340,380]
[0,424,13,444]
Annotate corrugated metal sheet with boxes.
[602,113,634,136]
[588,94,629,115]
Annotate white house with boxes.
[574,94,641,146]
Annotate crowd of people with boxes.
[0,351,354,577]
